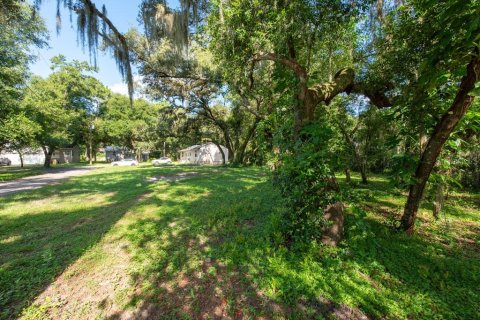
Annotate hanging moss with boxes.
[35,0,206,103]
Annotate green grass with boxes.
[0,162,94,182]
[0,165,48,182]
[0,167,478,319]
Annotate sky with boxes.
[29,0,177,95]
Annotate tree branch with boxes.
[236,88,266,119]
[250,52,308,86]
[77,0,134,102]
[309,68,355,105]
[352,82,392,108]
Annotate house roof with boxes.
[179,145,201,152]
[179,143,227,153]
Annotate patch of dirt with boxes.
[24,238,133,320]
[107,232,370,320]
[145,171,202,183]
[295,296,370,320]
[108,259,284,320]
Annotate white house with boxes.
[0,146,80,166]
[0,150,44,165]
[178,143,228,165]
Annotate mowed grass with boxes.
[0,163,92,182]
[0,167,479,319]
[0,166,47,182]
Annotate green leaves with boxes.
[470,82,480,97]
[0,2,47,130]
[18,56,108,153]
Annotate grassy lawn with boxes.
[0,163,93,183]
[0,166,48,182]
[0,166,478,319]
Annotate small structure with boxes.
[178,143,228,165]
[52,146,81,164]
[105,146,150,162]
[0,146,80,165]
[105,146,133,162]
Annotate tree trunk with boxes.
[42,146,54,168]
[339,125,368,184]
[18,151,24,168]
[212,141,226,165]
[236,118,260,165]
[88,140,93,165]
[432,183,444,220]
[345,167,351,183]
[360,162,368,184]
[401,52,480,234]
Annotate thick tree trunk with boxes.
[345,167,351,183]
[236,119,260,165]
[212,141,226,165]
[42,146,54,168]
[224,143,233,163]
[401,53,480,234]
[221,139,234,164]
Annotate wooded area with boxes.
[1,1,479,319]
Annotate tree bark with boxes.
[401,52,480,234]
[18,151,24,168]
[212,141,226,165]
[345,167,351,183]
[42,146,54,168]
[235,118,260,165]
[432,183,444,220]
[250,53,390,139]
[225,144,234,163]
[360,162,368,184]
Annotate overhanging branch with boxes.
[250,52,308,87]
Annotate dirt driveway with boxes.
[0,166,98,197]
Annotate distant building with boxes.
[52,146,81,164]
[178,143,228,165]
[0,146,80,165]
[105,146,149,162]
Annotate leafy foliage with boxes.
[0,2,47,146]
[21,56,107,165]
[274,114,342,244]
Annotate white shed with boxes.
[178,143,228,165]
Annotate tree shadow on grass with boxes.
[343,215,480,319]
[103,169,479,320]
[101,170,375,319]
[0,166,198,209]
[0,166,189,320]
[105,171,283,319]
[4,167,478,319]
